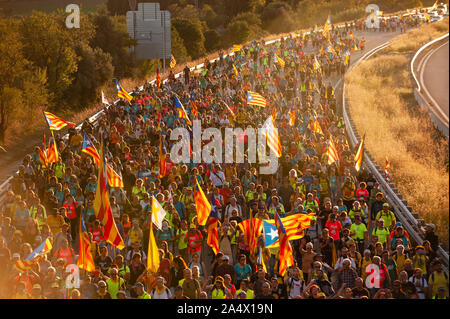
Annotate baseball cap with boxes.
[438,286,446,291]
[382,203,389,207]
[222,255,229,261]
[32,284,41,290]
[426,223,435,230]
[12,253,20,259]
[51,282,59,288]
[134,282,144,288]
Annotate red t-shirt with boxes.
[63,202,77,220]
[325,220,342,241]
[185,231,203,253]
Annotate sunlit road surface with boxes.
[422,40,449,121]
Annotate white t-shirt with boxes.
[150,287,172,299]
[288,278,304,299]
[210,171,225,187]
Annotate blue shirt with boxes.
[234,264,252,281]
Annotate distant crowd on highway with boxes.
[0,11,448,300]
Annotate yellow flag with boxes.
[147,223,160,273]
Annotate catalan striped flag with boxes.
[327,135,340,165]
[262,115,282,158]
[275,53,285,67]
[169,54,176,68]
[230,44,243,53]
[327,45,337,56]
[194,179,211,226]
[322,15,331,38]
[77,213,95,273]
[43,111,75,131]
[207,202,221,255]
[232,64,239,78]
[14,238,52,273]
[93,139,125,250]
[39,135,49,169]
[82,133,100,165]
[46,131,59,164]
[106,164,124,188]
[272,106,277,122]
[385,156,391,182]
[238,211,263,256]
[312,119,324,135]
[115,79,133,104]
[158,135,167,179]
[275,211,294,276]
[289,108,295,126]
[354,133,365,172]
[174,94,192,125]
[156,66,161,90]
[247,91,267,107]
[190,100,198,117]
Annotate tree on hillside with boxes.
[0,18,49,144]
[222,20,252,48]
[90,13,136,79]
[171,25,191,63]
[172,18,206,60]
[19,12,78,109]
[66,43,114,110]
[261,1,296,34]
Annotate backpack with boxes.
[431,271,448,281]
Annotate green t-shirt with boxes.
[350,223,367,240]
[177,229,188,250]
[106,277,124,299]
[372,227,390,244]
[137,292,151,299]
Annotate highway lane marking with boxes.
[419,40,449,124]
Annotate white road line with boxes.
[419,40,449,124]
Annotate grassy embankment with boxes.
[345,19,449,246]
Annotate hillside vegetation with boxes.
[345,19,450,246]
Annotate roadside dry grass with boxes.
[345,19,449,247]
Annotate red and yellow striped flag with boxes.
[262,115,282,157]
[43,111,75,131]
[106,164,124,188]
[191,100,198,118]
[238,211,263,256]
[14,238,52,273]
[194,179,211,226]
[272,106,277,122]
[94,139,125,250]
[312,119,324,135]
[289,108,295,126]
[46,131,59,164]
[77,213,95,273]
[169,54,176,69]
[275,211,294,276]
[354,133,365,172]
[327,135,340,165]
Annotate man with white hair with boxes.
[337,258,358,289]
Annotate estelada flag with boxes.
[194,179,211,226]
[93,139,125,250]
[169,55,176,69]
[14,238,52,273]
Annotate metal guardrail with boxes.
[342,41,449,272]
